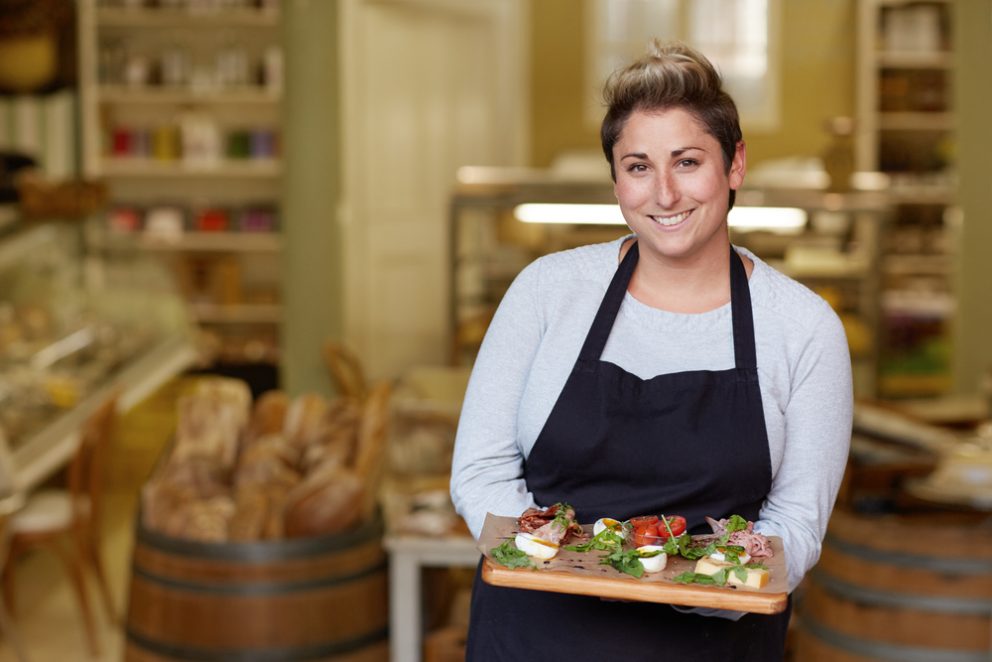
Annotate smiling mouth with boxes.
[649,210,691,227]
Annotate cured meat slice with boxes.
[516,502,582,544]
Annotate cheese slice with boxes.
[693,557,770,589]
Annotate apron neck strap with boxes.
[729,245,758,370]
[577,241,639,363]
[578,241,758,371]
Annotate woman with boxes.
[450,41,852,659]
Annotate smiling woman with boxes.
[451,40,853,662]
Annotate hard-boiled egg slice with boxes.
[593,517,625,538]
[514,532,559,560]
[636,545,668,573]
[710,548,751,565]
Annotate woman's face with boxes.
[612,107,745,267]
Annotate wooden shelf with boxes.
[877,51,952,69]
[96,6,280,28]
[137,232,280,253]
[99,158,281,179]
[883,254,951,276]
[878,112,953,131]
[98,85,281,105]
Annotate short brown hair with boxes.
[600,41,743,205]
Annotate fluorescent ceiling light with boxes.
[513,203,807,232]
[514,203,624,225]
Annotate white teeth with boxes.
[652,211,690,226]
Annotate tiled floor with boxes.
[0,490,137,662]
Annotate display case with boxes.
[448,168,890,397]
[0,220,196,491]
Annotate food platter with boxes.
[478,513,789,614]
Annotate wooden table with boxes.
[382,533,479,662]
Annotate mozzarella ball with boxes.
[514,532,559,560]
[636,545,668,573]
[710,549,751,565]
[593,517,625,539]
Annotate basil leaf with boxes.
[733,566,748,583]
[711,568,729,586]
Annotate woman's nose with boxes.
[654,172,679,208]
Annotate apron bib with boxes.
[466,243,790,660]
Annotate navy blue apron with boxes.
[466,242,791,660]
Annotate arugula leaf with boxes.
[717,545,746,565]
[673,571,718,585]
[602,549,645,578]
[681,541,717,561]
[733,566,749,583]
[725,514,749,534]
[550,502,574,531]
[674,569,729,586]
[564,527,623,553]
[490,540,534,569]
[745,561,768,570]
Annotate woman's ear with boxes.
[729,141,747,190]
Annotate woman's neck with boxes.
[620,237,753,313]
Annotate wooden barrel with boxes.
[795,508,992,661]
[125,514,389,661]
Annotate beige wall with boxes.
[528,0,599,167]
[528,0,856,168]
[951,0,992,394]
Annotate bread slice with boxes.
[694,557,770,589]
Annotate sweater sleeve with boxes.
[754,302,853,592]
[450,260,545,540]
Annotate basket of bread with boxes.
[140,376,392,542]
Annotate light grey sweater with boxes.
[450,236,853,593]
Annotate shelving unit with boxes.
[76,0,285,371]
[856,0,956,398]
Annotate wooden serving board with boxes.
[479,513,789,614]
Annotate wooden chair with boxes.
[322,340,369,401]
[0,493,29,662]
[2,394,119,656]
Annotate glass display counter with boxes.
[0,220,196,491]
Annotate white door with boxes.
[340,0,527,378]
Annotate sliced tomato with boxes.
[629,515,659,531]
[659,515,687,538]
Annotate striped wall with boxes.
[0,91,78,179]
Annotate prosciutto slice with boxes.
[517,503,582,545]
[701,516,774,559]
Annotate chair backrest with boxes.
[67,394,119,534]
[322,340,369,401]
